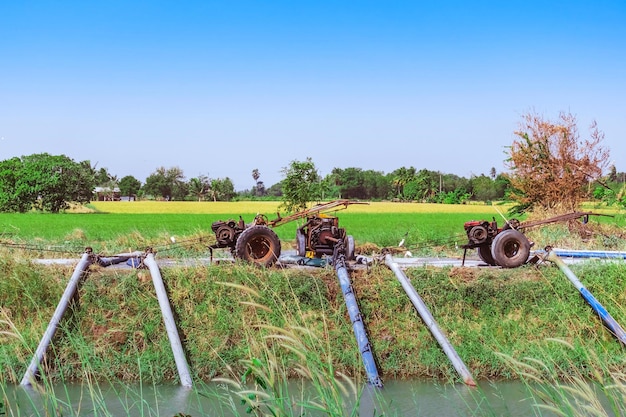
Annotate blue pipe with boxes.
[334,248,383,388]
[552,249,626,259]
[545,250,626,346]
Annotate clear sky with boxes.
[1,1,625,191]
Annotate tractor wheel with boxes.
[296,228,306,257]
[345,235,355,260]
[476,245,496,266]
[490,229,530,268]
[235,225,281,267]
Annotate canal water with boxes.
[2,379,556,416]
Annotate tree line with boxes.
[0,110,620,214]
[0,151,514,213]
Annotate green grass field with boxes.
[0,200,623,257]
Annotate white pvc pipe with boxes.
[384,254,476,387]
[21,251,93,386]
[143,252,193,387]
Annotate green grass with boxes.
[3,252,626,415]
[2,208,625,260]
[2,202,626,415]
[3,255,625,384]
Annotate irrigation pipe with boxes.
[143,250,193,387]
[21,249,93,386]
[384,254,477,387]
[334,247,384,388]
[543,250,626,347]
[551,248,626,259]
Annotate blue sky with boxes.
[1,1,625,191]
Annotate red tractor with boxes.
[209,200,365,267]
[462,218,530,268]
[462,211,599,268]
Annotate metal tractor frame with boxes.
[209,199,367,267]
[462,211,604,268]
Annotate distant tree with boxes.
[506,111,609,214]
[251,168,266,196]
[210,177,235,201]
[440,173,470,195]
[94,167,113,185]
[329,167,389,200]
[118,175,141,198]
[332,167,365,199]
[0,157,30,212]
[265,181,283,197]
[361,169,390,200]
[188,175,210,201]
[404,169,438,201]
[0,153,94,213]
[280,157,321,213]
[142,166,185,200]
[470,174,503,202]
[390,166,417,199]
[608,165,617,182]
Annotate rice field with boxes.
[89,200,510,215]
[0,200,621,257]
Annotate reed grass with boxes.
[3,202,626,415]
[3,256,626,416]
[497,338,626,416]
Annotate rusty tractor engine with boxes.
[462,217,529,268]
[295,214,355,261]
[210,214,281,267]
[209,200,364,267]
[462,211,603,268]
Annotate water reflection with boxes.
[2,379,551,416]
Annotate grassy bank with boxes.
[2,252,625,386]
[2,202,626,415]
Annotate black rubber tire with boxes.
[235,225,281,267]
[490,229,530,268]
[476,245,496,266]
[296,228,306,257]
[345,235,355,260]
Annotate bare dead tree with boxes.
[506,111,609,214]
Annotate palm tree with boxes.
[392,166,417,199]
[188,175,209,201]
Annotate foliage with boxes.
[329,167,391,200]
[187,175,210,201]
[390,166,417,199]
[433,189,471,204]
[94,166,115,185]
[209,177,236,201]
[265,181,283,197]
[251,168,265,196]
[592,166,626,209]
[471,174,508,203]
[280,157,322,213]
[118,175,141,197]
[506,111,609,214]
[0,153,95,213]
[142,166,186,200]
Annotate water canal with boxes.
[2,379,557,416]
